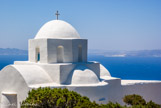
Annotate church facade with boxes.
[0,19,161,108]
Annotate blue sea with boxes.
[0,55,161,80]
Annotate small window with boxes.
[36,48,40,62]
[57,46,64,63]
[78,45,82,62]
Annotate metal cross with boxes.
[55,11,60,20]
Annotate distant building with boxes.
[0,15,161,108]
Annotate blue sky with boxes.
[0,0,161,50]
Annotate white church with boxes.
[0,12,161,108]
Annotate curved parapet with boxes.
[12,65,53,86]
[0,65,53,86]
[100,64,111,77]
[66,65,100,85]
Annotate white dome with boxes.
[35,20,80,39]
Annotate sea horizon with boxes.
[0,55,161,81]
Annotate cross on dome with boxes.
[55,10,60,20]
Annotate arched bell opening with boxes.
[57,45,64,63]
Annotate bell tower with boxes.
[28,20,87,63]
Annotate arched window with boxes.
[57,46,64,63]
[36,48,40,62]
[1,92,17,108]
[78,45,82,62]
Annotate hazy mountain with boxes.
[0,48,28,55]
[0,48,161,57]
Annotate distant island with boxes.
[0,48,161,57]
[89,49,161,57]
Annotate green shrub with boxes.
[100,102,126,108]
[21,88,160,108]
[146,101,160,108]
[123,94,146,106]
[123,94,161,108]
[21,87,98,108]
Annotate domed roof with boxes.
[34,20,80,39]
